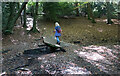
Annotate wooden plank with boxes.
[43,36,69,48]
[43,37,61,48]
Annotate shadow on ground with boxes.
[23,45,66,55]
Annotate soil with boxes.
[1,16,120,75]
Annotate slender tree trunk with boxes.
[17,2,20,9]
[87,3,96,23]
[30,6,33,17]
[21,12,23,24]
[33,6,37,32]
[19,3,23,24]
[75,2,79,16]
[23,4,27,28]
[87,3,91,20]
[29,2,39,33]
[16,3,22,25]
[13,2,28,26]
[106,2,113,24]
[118,1,120,45]
[36,2,38,15]
[91,10,96,23]
[4,2,28,34]
[118,1,120,20]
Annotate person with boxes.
[54,22,62,45]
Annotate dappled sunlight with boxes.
[95,19,107,22]
[75,45,120,73]
[79,52,105,61]
[87,25,92,27]
[61,61,91,74]
[14,25,22,28]
[37,53,92,74]
[43,61,91,74]
[26,17,33,30]
[2,2,120,75]
[38,53,56,61]
[21,31,25,36]
[26,17,40,31]
[97,28,103,32]
[82,45,118,59]
[96,19,119,25]
[9,36,19,45]
[113,45,120,49]
[61,66,91,74]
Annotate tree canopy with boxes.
[2,1,119,34]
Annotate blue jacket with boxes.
[55,26,61,36]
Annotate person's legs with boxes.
[56,36,60,44]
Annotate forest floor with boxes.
[1,16,120,75]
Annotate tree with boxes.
[106,1,113,24]
[23,4,27,28]
[4,2,16,34]
[75,2,88,17]
[4,2,28,34]
[118,1,120,45]
[43,2,60,21]
[118,1,120,20]
[94,2,105,18]
[75,2,79,16]
[29,2,39,33]
[87,3,96,23]
[43,2,75,21]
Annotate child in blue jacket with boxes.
[54,22,62,45]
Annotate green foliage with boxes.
[26,2,43,16]
[92,2,117,19]
[2,2,11,30]
[59,2,75,16]
[2,2,28,34]
[2,2,119,35]
[42,2,75,21]
[2,2,19,31]
[43,2,61,21]
[93,2,106,18]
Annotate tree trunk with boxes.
[29,2,39,33]
[36,2,39,15]
[118,1,120,45]
[21,11,23,24]
[5,2,16,34]
[118,1,120,20]
[4,2,28,34]
[106,2,113,24]
[87,3,91,20]
[16,3,22,25]
[30,6,33,17]
[23,4,27,28]
[87,3,96,23]
[75,2,79,16]
[13,2,28,26]
[19,3,23,24]
[33,6,37,32]
[17,2,20,9]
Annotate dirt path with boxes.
[2,39,120,75]
[2,17,120,75]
